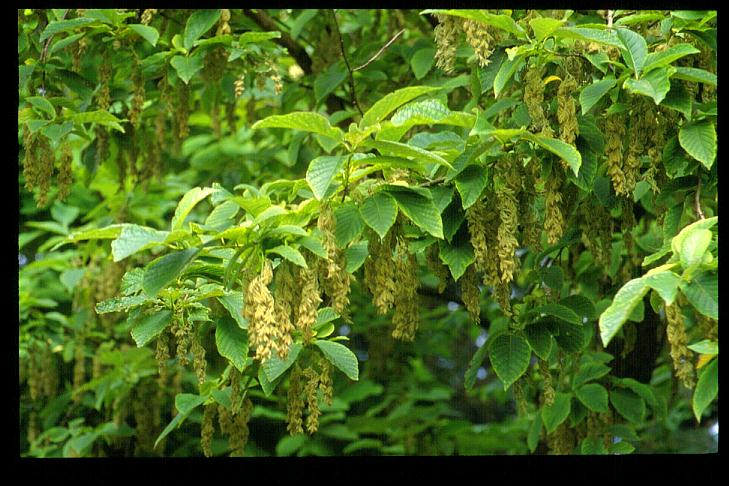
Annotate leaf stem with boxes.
[329,9,364,117]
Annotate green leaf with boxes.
[488,333,531,390]
[623,67,671,105]
[493,55,525,98]
[610,388,646,424]
[523,133,581,176]
[155,393,207,448]
[314,61,347,103]
[662,82,693,119]
[298,235,328,259]
[542,392,572,434]
[290,10,317,39]
[68,110,125,132]
[573,362,611,388]
[142,248,200,297]
[128,24,159,47]
[524,324,554,361]
[671,217,718,256]
[171,187,214,231]
[608,441,635,455]
[390,99,453,127]
[130,310,172,348]
[262,342,303,382]
[344,240,369,273]
[216,293,247,329]
[238,31,281,45]
[598,278,649,347]
[554,27,622,48]
[527,303,581,326]
[539,265,563,291]
[40,17,97,42]
[343,438,382,454]
[692,358,718,422]
[95,295,148,314]
[215,317,248,372]
[681,271,718,319]
[678,121,716,170]
[643,271,681,306]
[111,225,169,262]
[411,48,435,80]
[170,54,204,85]
[527,414,542,453]
[26,96,56,119]
[268,245,307,268]
[464,342,489,390]
[363,140,452,169]
[671,67,717,86]
[306,155,344,200]
[529,17,564,41]
[580,436,608,455]
[334,202,364,247]
[252,112,344,142]
[554,320,586,353]
[431,10,526,39]
[361,86,440,127]
[360,192,398,239]
[687,339,718,355]
[438,239,475,281]
[679,228,712,269]
[315,340,359,381]
[643,43,700,73]
[616,28,648,77]
[183,9,221,50]
[575,384,609,413]
[579,78,616,115]
[454,165,488,209]
[385,187,444,238]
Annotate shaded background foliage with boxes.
[19,8,717,457]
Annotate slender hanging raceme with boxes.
[272,262,297,359]
[57,142,73,201]
[364,228,397,315]
[557,74,579,146]
[391,239,420,341]
[296,265,321,344]
[544,173,565,246]
[539,359,555,407]
[425,244,449,293]
[434,14,460,74]
[462,19,497,67]
[318,357,333,406]
[200,403,216,457]
[129,54,145,128]
[460,264,481,323]
[524,63,554,137]
[229,398,252,456]
[665,303,696,389]
[303,366,321,434]
[191,330,207,386]
[244,260,279,362]
[286,363,304,435]
[494,158,521,284]
[171,310,192,366]
[317,206,352,319]
[604,112,627,197]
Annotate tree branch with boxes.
[243,9,312,74]
[353,29,405,71]
[329,9,364,117]
[695,176,706,220]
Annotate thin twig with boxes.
[329,9,364,117]
[695,177,706,220]
[607,10,614,30]
[353,28,405,71]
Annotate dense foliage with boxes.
[19,9,717,457]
